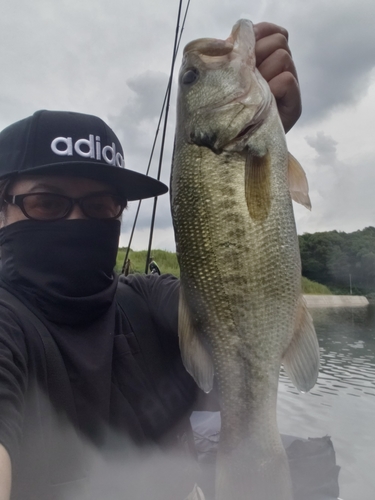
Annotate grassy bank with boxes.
[301,277,332,295]
[116,248,331,294]
[116,248,180,276]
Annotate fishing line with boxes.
[122,0,191,274]
[121,90,169,273]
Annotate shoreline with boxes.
[304,294,369,308]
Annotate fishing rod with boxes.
[121,87,169,273]
[144,0,184,273]
[122,0,191,274]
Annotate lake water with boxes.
[278,303,375,500]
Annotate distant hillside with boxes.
[116,248,331,294]
[299,226,375,295]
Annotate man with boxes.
[0,23,301,500]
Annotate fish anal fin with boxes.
[288,152,312,210]
[178,287,214,393]
[245,151,271,222]
[282,296,320,392]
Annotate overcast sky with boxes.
[1,0,374,250]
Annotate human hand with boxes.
[254,22,301,133]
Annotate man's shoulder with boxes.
[118,272,179,285]
[116,273,180,341]
[117,273,179,298]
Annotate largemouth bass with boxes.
[171,20,320,500]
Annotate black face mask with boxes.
[0,219,121,324]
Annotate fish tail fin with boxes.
[216,441,293,500]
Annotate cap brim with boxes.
[3,161,168,201]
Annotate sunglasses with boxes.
[4,191,127,221]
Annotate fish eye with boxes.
[181,68,199,85]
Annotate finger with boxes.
[268,72,302,133]
[257,48,298,83]
[254,22,289,42]
[255,33,291,67]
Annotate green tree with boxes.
[299,227,375,294]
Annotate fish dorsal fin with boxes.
[288,153,312,210]
[282,295,320,392]
[245,152,271,222]
[178,286,214,393]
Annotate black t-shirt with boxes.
[0,273,201,498]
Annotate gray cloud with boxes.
[285,1,375,124]
[126,72,170,121]
[122,194,172,234]
[0,0,374,247]
[110,71,171,159]
[1,0,374,127]
[299,130,375,233]
[305,131,338,165]
[109,70,175,237]
[180,0,375,125]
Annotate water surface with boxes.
[278,304,375,500]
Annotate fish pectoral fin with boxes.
[282,295,320,392]
[178,287,214,393]
[245,151,271,221]
[288,152,312,210]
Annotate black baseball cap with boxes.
[0,110,168,201]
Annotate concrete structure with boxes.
[304,294,369,308]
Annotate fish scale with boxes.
[174,142,296,498]
[171,19,320,500]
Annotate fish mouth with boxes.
[191,96,271,152]
[235,120,262,139]
[229,77,273,145]
[229,99,272,145]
